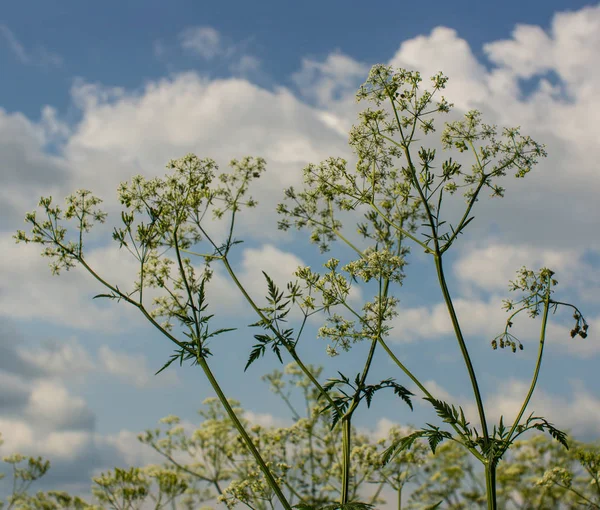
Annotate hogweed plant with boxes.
[13,63,591,510]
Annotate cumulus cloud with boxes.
[179,26,222,60]
[97,345,180,389]
[453,241,581,294]
[229,54,261,76]
[24,380,95,431]
[175,25,263,81]
[483,6,600,95]
[291,49,371,108]
[370,418,416,441]
[16,336,95,380]
[243,409,292,429]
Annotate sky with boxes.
[1,0,599,507]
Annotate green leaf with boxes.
[423,396,469,433]
[154,354,180,376]
[389,382,414,411]
[527,415,570,450]
[244,344,266,372]
[462,215,475,230]
[92,293,117,300]
[380,430,426,465]
[206,327,236,339]
[427,428,446,454]
[272,343,283,364]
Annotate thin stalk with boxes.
[195,355,293,510]
[484,460,497,510]
[398,485,402,510]
[368,199,432,254]
[433,254,490,444]
[502,275,552,454]
[338,275,388,506]
[341,418,352,506]
[52,244,201,362]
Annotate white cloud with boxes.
[229,54,261,76]
[0,418,36,453]
[243,409,292,429]
[291,48,371,108]
[40,430,92,460]
[453,241,580,294]
[24,380,94,431]
[388,26,490,113]
[58,71,348,225]
[40,105,72,142]
[385,289,600,357]
[416,379,456,407]
[16,336,95,379]
[0,234,149,334]
[484,5,600,94]
[97,345,180,389]
[240,243,305,284]
[98,428,168,469]
[237,243,365,331]
[483,24,554,80]
[356,416,419,443]
[179,26,222,60]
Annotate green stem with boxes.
[398,484,402,510]
[338,273,390,505]
[340,418,352,506]
[174,228,292,507]
[180,235,342,421]
[484,459,497,510]
[195,356,293,510]
[558,483,600,509]
[433,254,489,443]
[502,275,552,454]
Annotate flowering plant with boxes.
[13,64,590,509]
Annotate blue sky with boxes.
[1,1,599,507]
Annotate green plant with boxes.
[13,63,590,510]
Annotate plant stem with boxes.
[484,459,497,510]
[195,356,293,510]
[433,253,490,444]
[341,418,352,506]
[502,275,552,454]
